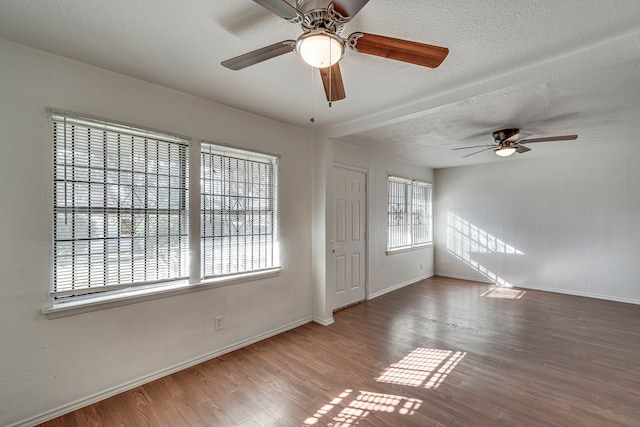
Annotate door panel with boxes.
[351,253,360,287]
[336,199,346,242]
[336,255,346,293]
[352,201,360,240]
[333,167,366,310]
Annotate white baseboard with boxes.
[12,317,313,427]
[435,272,493,284]
[312,316,335,326]
[436,273,640,305]
[368,273,434,300]
[518,283,640,306]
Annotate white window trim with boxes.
[386,242,432,255]
[386,175,433,254]
[42,267,282,318]
[44,111,282,317]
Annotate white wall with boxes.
[0,40,314,426]
[332,141,434,300]
[311,133,332,324]
[434,145,640,304]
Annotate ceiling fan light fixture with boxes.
[495,145,517,157]
[296,29,345,68]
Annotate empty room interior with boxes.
[1,1,640,426]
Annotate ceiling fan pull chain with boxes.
[329,41,332,105]
[328,36,333,107]
[310,65,316,123]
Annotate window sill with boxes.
[386,243,433,256]
[42,267,283,319]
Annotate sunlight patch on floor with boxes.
[303,389,422,426]
[481,286,526,299]
[376,348,466,389]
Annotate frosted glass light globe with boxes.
[297,30,345,68]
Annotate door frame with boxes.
[330,162,369,310]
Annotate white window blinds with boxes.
[388,176,432,250]
[52,113,190,298]
[412,182,432,245]
[200,143,278,278]
[388,177,410,249]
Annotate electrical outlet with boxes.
[420,263,423,270]
[214,315,224,331]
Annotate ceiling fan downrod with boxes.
[492,128,520,143]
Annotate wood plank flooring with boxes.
[38,276,640,426]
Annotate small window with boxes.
[200,143,279,278]
[52,114,190,299]
[387,176,432,251]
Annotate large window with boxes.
[52,114,189,298]
[387,176,432,251]
[51,112,279,304]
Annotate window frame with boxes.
[45,111,282,316]
[387,176,433,253]
[200,141,280,280]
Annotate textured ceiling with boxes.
[1,0,639,168]
[338,55,640,168]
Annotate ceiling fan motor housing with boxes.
[493,128,520,143]
[297,0,346,33]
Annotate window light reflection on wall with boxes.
[446,211,524,288]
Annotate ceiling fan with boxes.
[453,128,579,158]
[221,0,449,103]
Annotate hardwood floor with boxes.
[38,276,640,426]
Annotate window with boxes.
[52,114,189,298]
[51,112,280,305]
[387,176,432,251]
[201,143,278,278]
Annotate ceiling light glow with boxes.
[495,146,516,157]
[297,30,345,68]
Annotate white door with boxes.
[332,167,366,310]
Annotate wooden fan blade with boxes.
[462,147,494,158]
[452,145,494,151]
[350,33,449,68]
[506,132,532,143]
[515,145,531,153]
[319,63,346,102]
[331,0,369,20]
[221,41,295,70]
[253,0,300,21]
[519,135,578,144]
